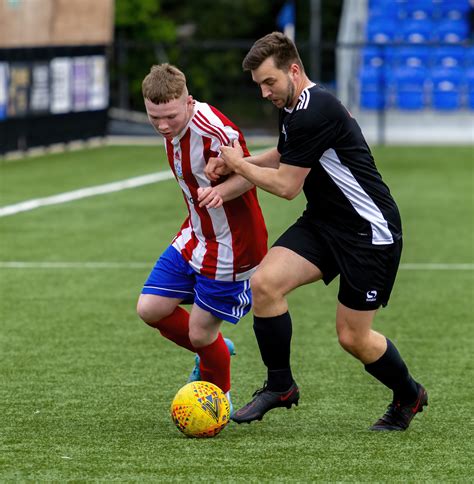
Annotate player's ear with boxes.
[289,63,299,79]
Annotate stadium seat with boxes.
[400,19,434,43]
[465,46,474,66]
[432,45,467,68]
[431,66,465,110]
[437,0,471,20]
[367,18,399,43]
[362,45,395,68]
[359,66,391,109]
[393,65,429,109]
[368,0,399,20]
[465,67,474,109]
[434,19,469,43]
[392,45,431,67]
[404,0,436,20]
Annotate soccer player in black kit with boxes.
[204,32,427,431]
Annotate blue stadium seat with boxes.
[465,46,474,66]
[393,66,429,109]
[367,18,399,43]
[401,19,434,43]
[393,45,431,67]
[368,0,399,20]
[431,66,465,110]
[362,45,395,68]
[437,0,471,20]
[404,0,436,20]
[432,46,467,68]
[434,19,469,43]
[359,66,391,109]
[465,67,474,109]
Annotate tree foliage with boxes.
[112,0,343,120]
[115,0,175,42]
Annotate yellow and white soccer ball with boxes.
[170,381,230,438]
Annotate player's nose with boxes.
[157,120,169,131]
[261,85,271,99]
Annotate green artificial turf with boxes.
[0,145,472,481]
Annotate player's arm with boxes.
[197,174,254,209]
[205,147,280,181]
[244,147,281,168]
[220,141,309,200]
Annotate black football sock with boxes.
[253,312,293,392]
[364,338,419,404]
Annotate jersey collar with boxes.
[284,82,316,113]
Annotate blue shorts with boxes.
[141,246,252,324]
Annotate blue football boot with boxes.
[225,390,234,418]
[187,337,236,382]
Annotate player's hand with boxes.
[220,139,244,171]
[197,186,224,209]
[205,156,232,181]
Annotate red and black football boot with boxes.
[370,383,428,431]
[231,381,299,424]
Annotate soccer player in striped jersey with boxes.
[137,64,268,411]
[208,33,427,431]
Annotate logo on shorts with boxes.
[366,290,378,302]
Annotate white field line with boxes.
[0,261,150,269]
[0,171,174,217]
[0,261,472,271]
[0,148,271,218]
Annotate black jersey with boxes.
[277,84,402,247]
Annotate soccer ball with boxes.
[170,381,230,438]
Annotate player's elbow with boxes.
[282,190,298,200]
[280,185,301,200]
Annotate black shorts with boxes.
[273,218,402,311]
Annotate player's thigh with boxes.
[252,246,323,296]
[136,294,182,323]
[188,304,222,347]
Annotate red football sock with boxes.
[197,333,231,393]
[155,306,195,352]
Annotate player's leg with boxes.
[137,294,195,351]
[249,220,330,392]
[188,305,230,392]
[251,245,322,383]
[232,245,322,424]
[336,302,427,430]
[190,276,253,409]
[335,238,427,430]
[136,245,196,351]
[335,304,385,363]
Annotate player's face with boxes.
[251,57,297,109]
[145,94,194,140]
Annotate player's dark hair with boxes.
[142,63,187,104]
[242,31,304,72]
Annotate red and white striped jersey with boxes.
[165,101,268,281]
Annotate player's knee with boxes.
[250,271,278,304]
[337,330,357,354]
[189,334,206,348]
[188,329,212,348]
[136,296,170,326]
[136,299,155,325]
[337,327,366,356]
